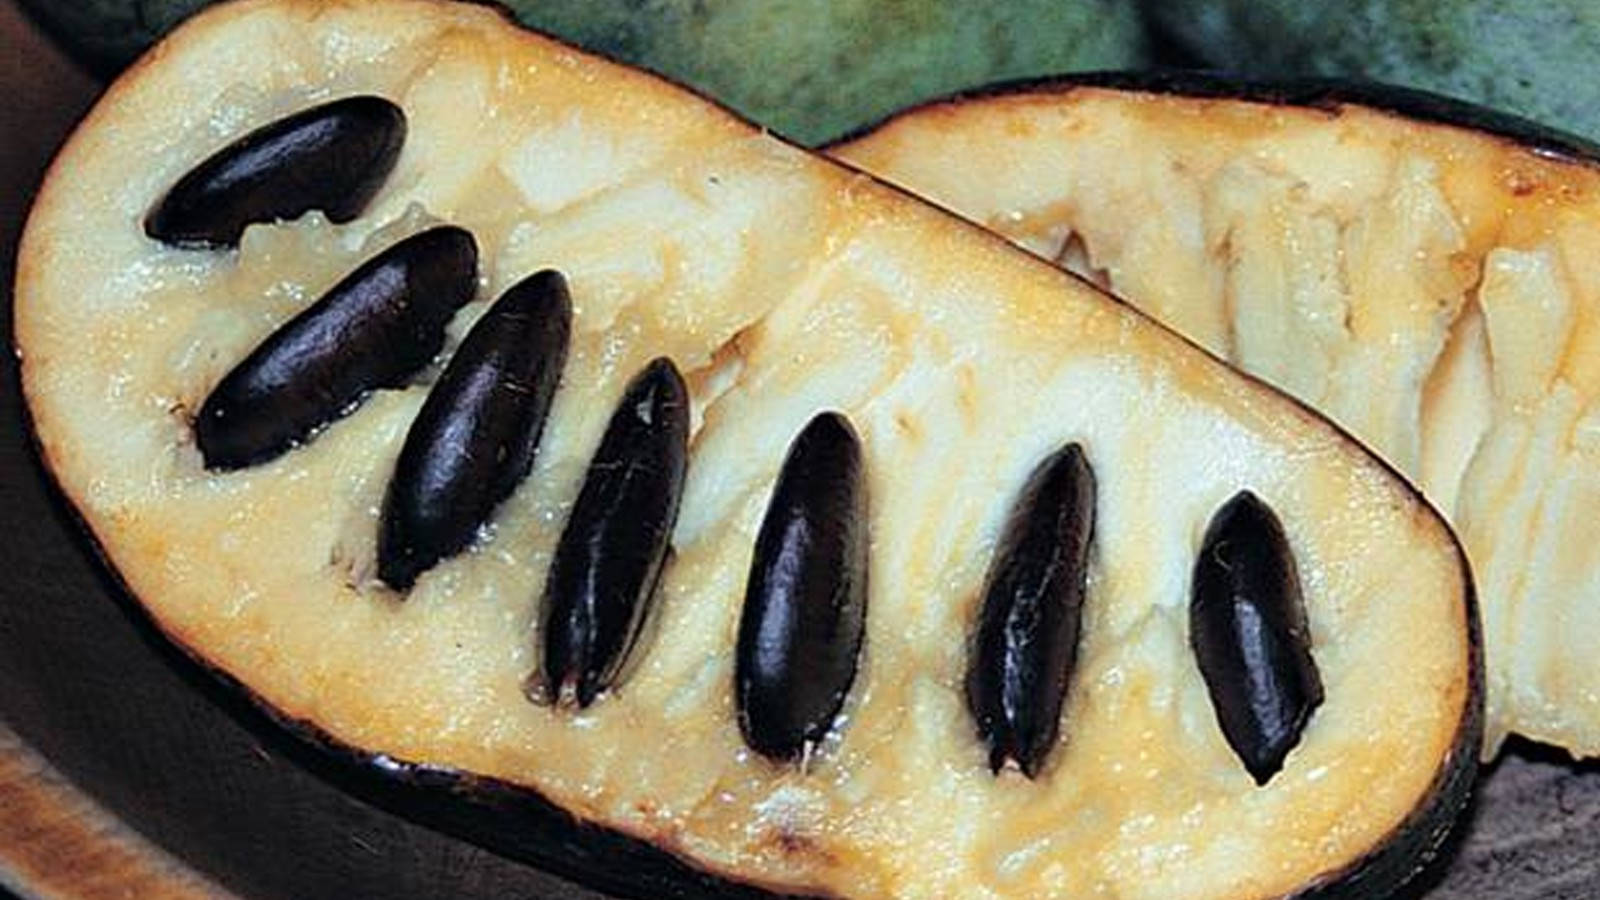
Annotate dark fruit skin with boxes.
[966,443,1095,778]
[145,95,406,249]
[377,269,571,592]
[1191,490,1324,786]
[1057,71,1600,161]
[537,357,690,708]
[194,225,477,471]
[736,412,868,763]
[829,71,1600,165]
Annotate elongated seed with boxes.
[535,358,690,708]
[195,225,477,470]
[377,269,572,591]
[1190,491,1324,785]
[966,443,1095,778]
[146,96,406,248]
[736,412,869,763]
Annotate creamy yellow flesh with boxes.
[835,92,1600,758]
[17,3,1471,898]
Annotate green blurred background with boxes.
[17,0,1600,146]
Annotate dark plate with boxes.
[3,2,1600,898]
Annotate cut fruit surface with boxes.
[17,5,1476,899]
[833,76,1600,758]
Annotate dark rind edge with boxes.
[13,5,1484,899]
[823,69,1600,166]
[1291,537,1483,900]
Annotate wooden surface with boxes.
[3,1,1600,898]
[0,729,224,900]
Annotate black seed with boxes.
[735,412,869,763]
[194,226,477,470]
[966,443,1095,778]
[377,270,572,591]
[1190,490,1324,786]
[146,96,406,249]
[536,358,690,708]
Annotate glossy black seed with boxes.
[966,443,1096,778]
[1190,490,1324,786]
[194,226,477,471]
[736,412,868,763]
[146,96,406,249]
[377,269,572,592]
[536,358,690,708]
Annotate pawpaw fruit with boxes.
[16,3,1477,898]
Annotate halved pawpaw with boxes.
[16,5,1477,899]
[832,74,1600,759]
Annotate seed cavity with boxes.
[1190,490,1324,786]
[735,412,869,763]
[534,357,690,708]
[966,443,1095,778]
[195,225,477,471]
[146,95,406,249]
[377,269,572,591]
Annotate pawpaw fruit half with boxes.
[16,3,1476,898]
[833,72,1600,759]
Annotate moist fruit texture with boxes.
[17,3,1476,898]
[832,77,1600,758]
